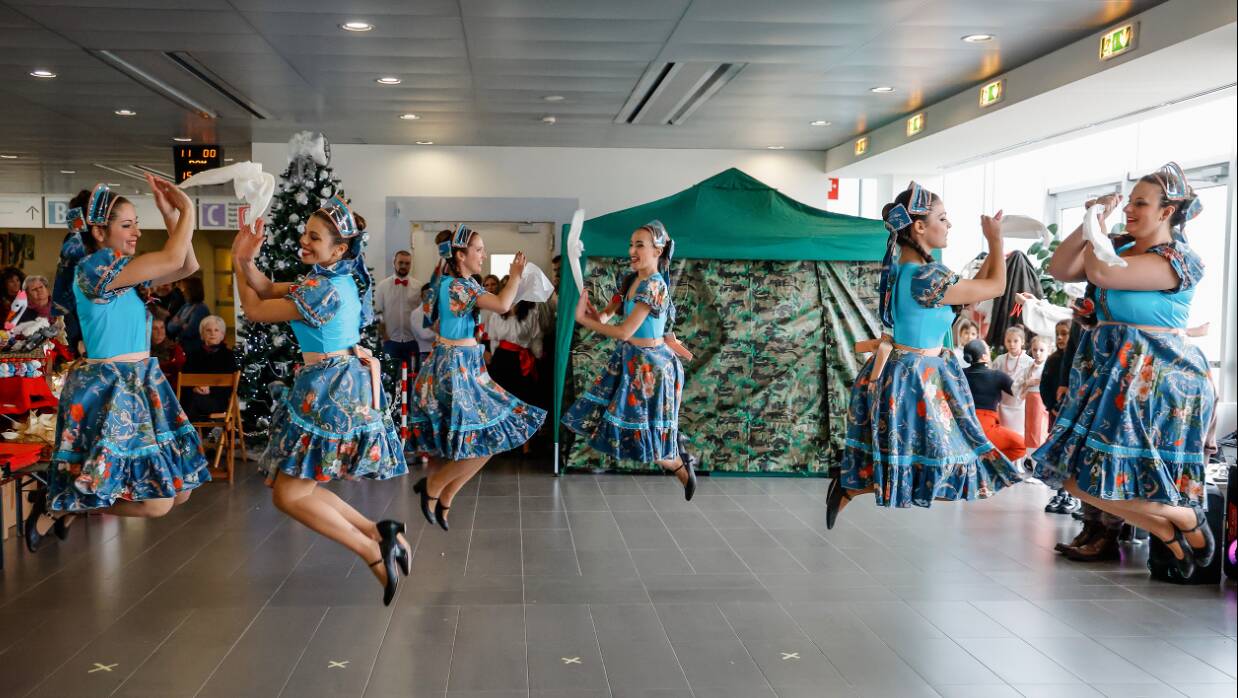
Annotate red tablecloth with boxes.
[0,442,45,474]
[0,376,57,415]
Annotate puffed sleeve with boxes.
[909,262,960,308]
[287,274,341,328]
[447,277,484,317]
[631,275,670,318]
[74,248,146,303]
[1147,242,1204,293]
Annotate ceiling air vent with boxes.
[616,62,746,125]
[165,51,271,120]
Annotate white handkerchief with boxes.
[179,161,276,226]
[1082,204,1126,267]
[515,262,555,303]
[566,208,586,295]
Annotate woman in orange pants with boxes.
[962,340,1027,461]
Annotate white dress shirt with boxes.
[375,274,422,342]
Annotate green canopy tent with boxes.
[552,167,889,475]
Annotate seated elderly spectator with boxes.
[18,275,52,323]
[182,315,237,422]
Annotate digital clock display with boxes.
[173,145,223,183]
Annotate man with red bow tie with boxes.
[376,250,423,383]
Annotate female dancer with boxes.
[1033,163,1215,578]
[827,182,1022,527]
[25,176,208,552]
[232,199,409,605]
[408,226,546,530]
[562,221,699,500]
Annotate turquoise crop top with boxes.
[889,262,958,349]
[288,265,362,353]
[1093,241,1202,328]
[622,273,671,340]
[73,249,152,359]
[436,276,484,340]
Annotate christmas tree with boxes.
[236,132,397,435]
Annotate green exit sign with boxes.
[906,112,925,137]
[1099,23,1137,61]
[979,79,1005,108]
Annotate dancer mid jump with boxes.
[232,200,410,605]
[1033,163,1216,578]
[828,182,1022,527]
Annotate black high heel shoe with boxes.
[673,440,699,502]
[1160,528,1197,580]
[434,500,450,532]
[825,477,851,531]
[53,514,76,541]
[413,478,438,526]
[377,520,411,576]
[369,558,399,606]
[1179,506,1216,568]
[24,490,49,553]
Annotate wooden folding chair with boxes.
[176,371,243,482]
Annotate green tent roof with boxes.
[572,167,888,262]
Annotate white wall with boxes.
[250,143,832,267]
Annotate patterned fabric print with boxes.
[839,350,1022,507]
[287,274,341,328]
[1032,325,1214,505]
[448,277,484,316]
[911,262,961,306]
[76,248,150,301]
[264,356,408,482]
[632,275,669,316]
[562,342,683,463]
[48,359,209,512]
[564,258,882,473]
[408,343,546,460]
[1148,241,1203,292]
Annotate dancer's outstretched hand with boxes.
[147,173,178,220]
[233,217,265,264]
[148,174,193,214]
[1085,193,1122,223]
[575,292,594,322]
[980,209,1004,244]
[509,251,528,279]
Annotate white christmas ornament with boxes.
[287,131,329,166]
[320,185,333,198]
[289,213,300,223]
[295,192,308,206]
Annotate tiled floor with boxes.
[1,459,1234,698]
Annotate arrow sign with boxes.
[25,205,39,220]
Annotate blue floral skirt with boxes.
[839,350,1022,507]
[48,358,209,512]
[1032,325,1214,506]
[407,343,545,460]
[264,356,408,482]
[562,342,683,463]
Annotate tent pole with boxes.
[553,444,560,476]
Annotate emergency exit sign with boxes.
[979,79,1005,108]
[1099,23,1137,61]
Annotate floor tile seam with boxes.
[460,468,483,577]
[636,477,698,575]
[18,495,254,698]
[714,602,780,696]
[189,540,318,698]
[2,477,238,613]
[358,587,404,698]
[274,606,331,698]
[962,602,1101,684]
[583,603,614,697]
[105,607,196,697]
[440,601,463,693]
[1162,637,1238,679]
[721,491,812,575]
[550,470,585,576]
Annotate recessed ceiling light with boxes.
[543,95,565,102]
[173,137,192,142]
[961,33,995,43]
[61,169,76,174]
[399,113,421,120]
[376,76,402,85]
[415,140,434,145]
[810,120,831,127]
[766,145,785,150]
[114,108,137,116]
[224,158,234,162]
[0,154,17,159]
[106,182,120,186]
[30,69,57,79]
[541,115,557,124]
[870,86,895,94]
[340,21,374,32]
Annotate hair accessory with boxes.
[642,220,670,247]
[905,180,933,214]
[65,207,86,233]
[316,196,359,238]
[436,241,453,259]
[451,223,473,248]
[1181,196,1203,222]
[85,183,118,226]
[1154,162,1192,201]
[885,204,912,232]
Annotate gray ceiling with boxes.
[0,0,1163,192]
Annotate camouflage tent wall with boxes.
[562,257,882,474]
